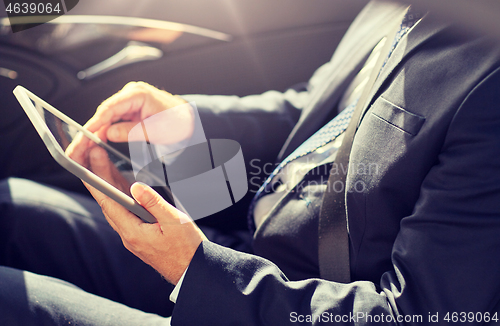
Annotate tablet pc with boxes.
[13,85,180,223]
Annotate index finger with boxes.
[84,87,147,133]
[65,131,92,167]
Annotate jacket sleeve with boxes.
[170,69,500,325]
[182,88,304,167]
[180,51,340,167]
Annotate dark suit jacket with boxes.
[173,1,500,324]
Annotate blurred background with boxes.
[0,0,368,118]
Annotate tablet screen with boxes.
[32,98,174,205]
[43,106,135,183]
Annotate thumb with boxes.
[130,182,191,225]
[107,121,143,143]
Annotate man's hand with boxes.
[85,81,194,145]
[71,82,205,284]
[83,147,206,285]
[65,133,132,194]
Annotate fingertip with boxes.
[83,117,101,132]
[89,146,106,160]
[130,182,149,204]
[107,125,121,142]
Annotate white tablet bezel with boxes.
[13,85,178,224]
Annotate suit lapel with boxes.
[279,11,449,161]
[277,1,408,161]
[356,14,449,128]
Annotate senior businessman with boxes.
[1,1,500,325]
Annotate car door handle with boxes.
[77,41,162,80]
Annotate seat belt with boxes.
[318,11,407,283]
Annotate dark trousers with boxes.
[0,178,251,325]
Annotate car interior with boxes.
[1,0,369,117]
[0,0,371,230]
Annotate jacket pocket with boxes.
[370,97,425,136]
